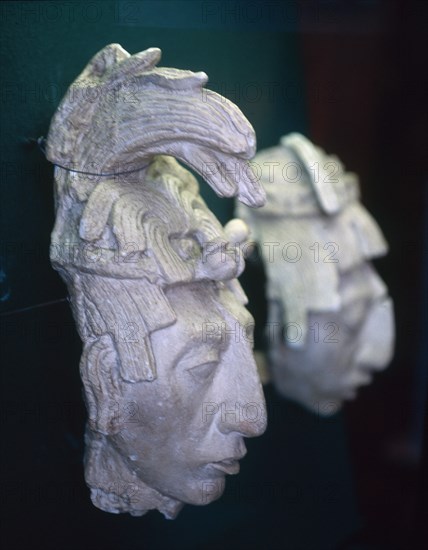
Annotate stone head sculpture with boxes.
[47,44,267,518]
[237,133,394,416]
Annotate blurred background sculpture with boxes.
[237,133,394,416]
[47,44,267,518]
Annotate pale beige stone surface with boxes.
[237,133,394,415]
[48,44,267,517]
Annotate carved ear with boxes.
[80,334,122,435]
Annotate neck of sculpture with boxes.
[83,428,183,519]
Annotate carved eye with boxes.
[187,361,218,383]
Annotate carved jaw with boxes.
[84,429,184,519]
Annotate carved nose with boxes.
[216,351,267,438]
[217,398,267,438]
[355,297,395,371]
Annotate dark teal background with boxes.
[2,2,426,549]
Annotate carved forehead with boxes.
[165,282,222,321]
[164,282,254,341]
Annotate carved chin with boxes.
[131,466,228,508]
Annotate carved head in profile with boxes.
[47,44,267,517]
[237,133,394,416]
